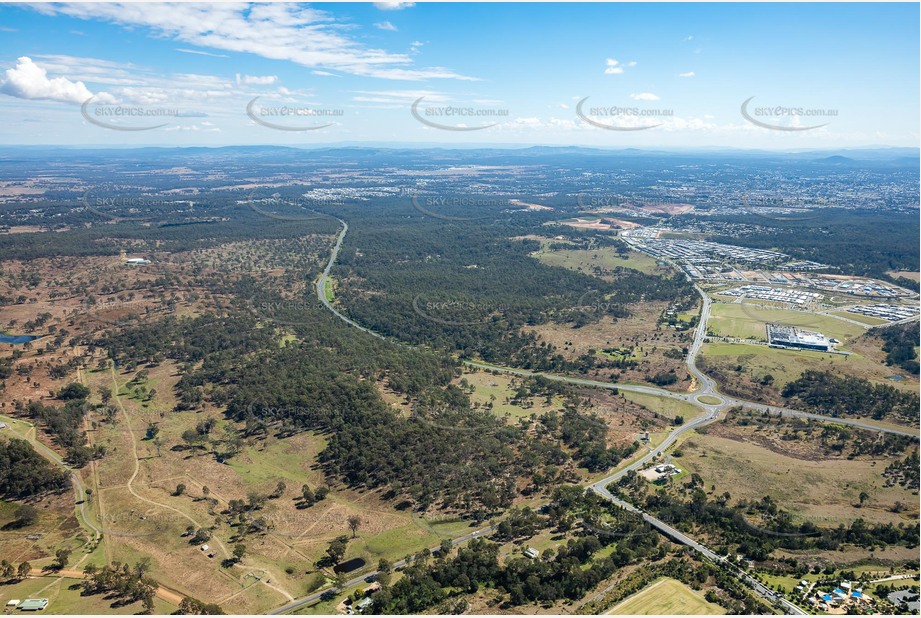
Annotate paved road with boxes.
[268,523,497,615]
[17,419,103,543]
[285,217,918,615]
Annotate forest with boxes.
[873,321,921,374]
[98,285,637,516]
[677,209,920,280]
[613,470,919,560]
[781,370,920,424]
[329,198,695,368]
[0,438,70,499]
[372,488,662,613]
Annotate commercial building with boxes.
[18,598,49,611]
[766,324,830,351]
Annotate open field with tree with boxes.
[606,577,726,615]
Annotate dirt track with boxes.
[29,569,185,605]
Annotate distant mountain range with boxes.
[0,144,917,166]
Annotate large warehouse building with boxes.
[766,324,831,351]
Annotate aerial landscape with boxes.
[0,2,918,616]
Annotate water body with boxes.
[0,333,41,344]
[333,557,366,574]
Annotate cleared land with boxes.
[677,426,920,529]
[607,577,725,615]
[526,302,694,392]
[887,271,920,282]
[535,246,666,276]
[707,302,865,343]
[829,310,890,326]
[700,341,919,404]
[0,573,178,615]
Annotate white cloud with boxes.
[374,2,415,9]
[177,48,229,58]
[0,56,95,104]
[312,70,339,77]
[605,59,623,75]
[630,92,659,101]
[684,35,694,41]
[374,21,398,31]
[31,3,473,81]
[236,74,277,86]
[605,58,635,75]
[679,71,695,78]
[352,89,447,105]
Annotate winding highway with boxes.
[278,216,914,615]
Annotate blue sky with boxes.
[0,2,917,148]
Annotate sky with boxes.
[0,2,918,149]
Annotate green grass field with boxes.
[707,302,865,343]
[0,574,178,615]
[678,429,919,527]
[829,310,890,326]
[535,247,665,276]
[460,370,566,421]
[621,391,702,422]
[607,578,725,615]
[701,341,919,395]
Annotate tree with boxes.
[181,429,200,451]
[0,560,14,579]
[57,383,90,400]
[99,386,112,406]
[53,548,71,570]
[233,544,246,561]
[202,486,210,498]
[174,483,187,496]
[348,515,362,538]
[145,422,160,440]
[134,557,152,578]
[17,561,31,580]
[271,481,286,499]
[326,536,348,564]
[858,491,869,507]
[141,593,155,614]
[14,504,39,526]
[179,596,225,615]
